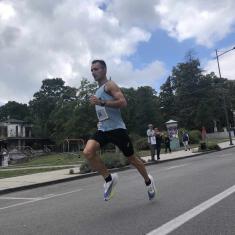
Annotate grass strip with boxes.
[0,167,70,179]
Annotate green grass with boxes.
[9,153,85,168]
[206,138,230,144]
[0,167,71,179]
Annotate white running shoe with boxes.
[103,173,118,201]
[146,174,156,200]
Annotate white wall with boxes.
[207,131,235,139]
[7,124,17,137]
[7,124,26,137]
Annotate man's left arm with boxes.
[103,81,127,108]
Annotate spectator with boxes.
[147,124,156,161]
[182,131,190,151]
[154,128,162,160]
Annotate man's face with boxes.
[91,62,106,81]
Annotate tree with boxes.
[122,87,138,133]
[227,80,235,127]
[29,78,77,137]
[194,73,225,131]
[159,76,177,122]
[134,86,163,135]
[0,101,30,121]
[171,56,203,129]
[46,78,98,144]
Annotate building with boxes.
[0,119,49,151]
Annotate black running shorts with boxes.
[90,128,134,157]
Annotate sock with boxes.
[145,179,151,186]
[105,174,112,183]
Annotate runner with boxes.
[83,59,156,201]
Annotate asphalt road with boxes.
[0,148,234,235]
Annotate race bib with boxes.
[96,106,109,121]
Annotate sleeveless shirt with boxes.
[95,83,126,131]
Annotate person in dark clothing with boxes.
[154,128,162,160]
[182,131,190,151]
[164,134,171,153]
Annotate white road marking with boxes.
[0,197,41,200]
[165,164,188,170]
[146,184,235,235]
[0,188,83,211]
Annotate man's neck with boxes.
[98,77,108,87]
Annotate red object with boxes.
[201,127,207,141]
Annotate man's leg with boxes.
[111,129,156,200]
[83,140,109,179]
[128,155,150,182]
[183,141,187,150]
[156,146,161,159]
[83,139,118,201]
[187,143,191,150]
[149,144,155,161]
[128,155,156,200]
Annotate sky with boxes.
[0,0,235,105]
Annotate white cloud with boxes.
[106,0,160,29]
[205,46,235,80]
[0,1,15,20]
[106,60,167,88]
[106,0,235,47]
[155,0,235,47]
[0,0,156,104]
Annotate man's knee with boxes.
[83,140,100,160]
[83,148,95,160]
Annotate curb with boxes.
[0,146,234,195]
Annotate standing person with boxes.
[154,128,162,160]
[146,124,156,161]
[182,131,190,151]
[164,134,171,153]
[83,60,156,201]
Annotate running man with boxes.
[83,60,156,201]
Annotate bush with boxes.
[101,152,129,168]
[79,152,129,174]
[189,130,201,144]
[134,137,149,151]
[199,141,207,150]
[129,133,142,143]
[79,160,92,173]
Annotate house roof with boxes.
[0,119,31,125]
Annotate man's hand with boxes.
[89,95,100,106]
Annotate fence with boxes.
[207,131,235,139]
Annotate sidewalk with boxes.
[0,141,234,194]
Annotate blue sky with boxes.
[131,28,235,86]
[0,0,235,104]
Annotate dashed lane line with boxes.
[0,188,83,211]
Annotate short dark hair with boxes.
[92,60,106,69]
